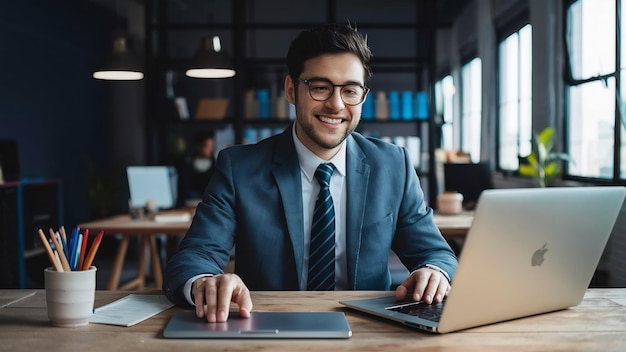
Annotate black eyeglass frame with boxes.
[293,77,370,106]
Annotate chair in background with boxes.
[443,162,493,210]
[434,149,472,196]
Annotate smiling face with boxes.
[285,52,367,160]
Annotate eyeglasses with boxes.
[294,78,369,106]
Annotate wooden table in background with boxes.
[1,289,625,351]
[78,212,192,291]
[433,211,474,237]
[79,210,474,291]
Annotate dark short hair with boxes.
[286,23,373,84]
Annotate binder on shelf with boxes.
[375,91,388,120]
[275,92,289,120]
[244,90,258,119]
[415,91,429,120]
[174,97,189,120]
[243,128,257,144]
[195,98,229,120]
[401,91,413,120]
[256,89,270,119]
[258,128,273,141]
[406,136,421,168]
[362,94,375,120]
[388,91,400,120]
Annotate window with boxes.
[565,0,622,180]
[460,58,482,162]
[497,24,532,171]
[435,75,456,150]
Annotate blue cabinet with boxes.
[0,179,62,288]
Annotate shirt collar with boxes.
[292,123,347,182]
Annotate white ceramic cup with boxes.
[44,266,97,327]
[437,191,464,215]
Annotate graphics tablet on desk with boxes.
[163,311,352,339]
[341,186,626,334]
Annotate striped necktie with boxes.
[307,163,336,291]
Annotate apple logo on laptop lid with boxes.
[531,243,548,266]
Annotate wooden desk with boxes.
[79,211,473,291]
[78,214,191,291]
[433,211,474,237]
[1,289,625,351]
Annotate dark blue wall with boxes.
[0,1,114,226]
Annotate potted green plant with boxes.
[518,127,573,187]
[84,157,124,218]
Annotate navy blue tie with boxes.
[307,163,336,291]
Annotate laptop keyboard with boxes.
[386,301,445,322]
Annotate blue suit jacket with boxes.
[163,126,458,307]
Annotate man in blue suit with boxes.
[163,23,458,322]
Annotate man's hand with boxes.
[192,273,253,322]
[395,267,450,304]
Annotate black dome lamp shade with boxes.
[93,37,144,81]
[185,36,236,79]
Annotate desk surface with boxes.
[77,212,192,235]
[1,289,624,351]
[432,211,474,236]
[79,210,474,237]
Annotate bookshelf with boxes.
[145,0,440,203]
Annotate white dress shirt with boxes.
[291,124,348,290]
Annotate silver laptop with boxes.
[340,186,626,334]
[163,311,352,339]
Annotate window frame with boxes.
[459,56,482,163]
[495,21,533,173]
[563,0,624,184]
[434,73,457,151]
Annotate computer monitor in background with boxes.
[126,166,178,210]
[443,162,493,210]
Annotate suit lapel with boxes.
[345,136,370,289]
[269,129,371,289]
[271,127,306,287]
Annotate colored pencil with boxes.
[59,226,69,259]
[37,229,63,272]
[59,226,67,243]
[54,251,62,270]
[78,229,89,271]
[68,228,77,271]
[48,228,71,272]
[74,233,83,271]
[70,228,80,271]
[81,230,104,271]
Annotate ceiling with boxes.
[90,0,470,29]
[436,0,471,27]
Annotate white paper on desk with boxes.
[153,212,191,223]
[89,294,174,327]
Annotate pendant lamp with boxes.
[93,37,144,81]
[185,36,236,79]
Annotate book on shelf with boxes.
[174,97,189,120]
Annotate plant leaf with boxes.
[536,137,548,165]
[519,162,537,177]
[544,161,560,178]
[538,127,555,152]
[545,152,574,163]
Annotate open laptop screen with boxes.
[127,166,178,210]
